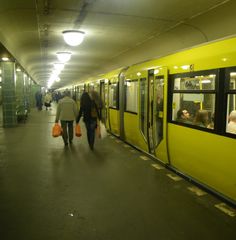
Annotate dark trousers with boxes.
[61,120,74,144]
[85,119,97,149]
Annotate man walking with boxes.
[55,90,78,146]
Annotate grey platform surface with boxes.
[0,105,235,240]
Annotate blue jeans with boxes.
[85,119,97,149]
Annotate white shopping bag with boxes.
[97,121,107,139]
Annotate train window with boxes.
[93,83,100,93]
[174,75,215,91]
[153,76,164,146]
[172,93,215,128]
[125,80,138,113]
[229,72,236,90]
[226,94,236,134]
[109,83,118,108]
[171,72,217,130]
[225,71,236,134]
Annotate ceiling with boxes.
[0,0,236,89]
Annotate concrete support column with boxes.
[24,75,30,112]
[27,77,34,109]
[1,61,17,127]
[16,70,24,110]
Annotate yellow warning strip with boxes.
[215,203,236,217]
[151,163,164,170]
[187,186,207,196]
[140,155,150,161]
[123,144,130,148]
[166,173,183,181]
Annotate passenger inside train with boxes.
[176,108,192,124]
[226,110,236,134]
[193,110,209,128]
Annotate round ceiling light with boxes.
[62,30,85,46]
[56,52,72,63]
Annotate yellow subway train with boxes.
[71,36,236,205]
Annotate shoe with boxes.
[64,142,68,146]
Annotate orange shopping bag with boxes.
[52,123,62,137]
[75,124,82,137]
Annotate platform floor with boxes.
[0,104,235,240]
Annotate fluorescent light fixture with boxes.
[201,79,211,84]
[137,72,141,76]
[230,72,236,76]
[56,52,72,62]
[181,65,190,70]
[222,58,227,62]
[62,30,85,46]
[16,68,21,72]
[2,57,9,61]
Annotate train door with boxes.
[104,80,110,129]
[147,67,169,164]
[100,80,106,124]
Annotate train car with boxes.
[74,36,236,204]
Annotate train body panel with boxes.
[124,112,148,152]
[109,109,120,136]
[168,123,236,201]
[147,36,236,74]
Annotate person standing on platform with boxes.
[76,92,101,150]
[55,90,78,146]
[227,110,236,134]
[35,90,43,111]
[44,92,52,110]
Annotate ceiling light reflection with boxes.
[62,30,85,46]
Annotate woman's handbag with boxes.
[52,123,62,137]
[75,124,82,137]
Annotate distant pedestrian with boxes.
[76,92,101,150]
[55,90,78,146]
[35,90,43,111]
[44,92,52,110]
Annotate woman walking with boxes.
[76,92,101,150]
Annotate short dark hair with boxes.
[177,109,183,119]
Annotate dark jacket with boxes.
[76,100,101,123]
